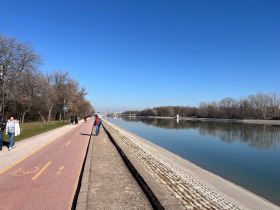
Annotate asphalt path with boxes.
[0,118,93,210]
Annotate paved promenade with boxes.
[77,126,152,209]
[1,119,153,210]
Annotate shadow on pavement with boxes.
[79,133,92,136]
[2,141,9,148]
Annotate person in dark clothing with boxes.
[75,116,79,124]
[0,115,6,151]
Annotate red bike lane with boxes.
[0,118,94,210]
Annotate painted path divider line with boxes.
[32,161,52,180]
[66,141,71,146]
[57,166,64,175]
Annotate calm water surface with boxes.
[105,117,280,206]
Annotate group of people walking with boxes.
[70,116,80,124]
[0,115,21,152]
[71,114,102,135]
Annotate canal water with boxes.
[104,117,280,206]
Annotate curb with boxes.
[72,126,94,210]
[103,125,165,210]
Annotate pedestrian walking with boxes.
[0,115,6,151]
[6,115,20,151]
[94,114,102,136]
[75,116,79,124]
[84,115,88,123]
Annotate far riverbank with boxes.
[125,116,280,125]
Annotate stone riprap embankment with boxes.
[103,120,280,210]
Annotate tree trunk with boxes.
[38,111,46,122]
[21,106,31,123]
[47,105,53,122]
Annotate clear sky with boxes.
[1,0,279,112]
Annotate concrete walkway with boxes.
[77,126,152,210]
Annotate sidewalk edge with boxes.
[103,124,165,210]
[71,125,94,210]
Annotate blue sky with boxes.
[1,0,279,112]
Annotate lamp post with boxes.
[0,64,5,119]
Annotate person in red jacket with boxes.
[94,114,102,135]
[84,115,88,123]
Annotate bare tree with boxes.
[0,33,42,112]
[0,33,95,122]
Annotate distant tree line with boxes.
[124,93,280,120]
[123,118,280,150]
[0,33,95,123]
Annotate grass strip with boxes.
[3,120,70,143]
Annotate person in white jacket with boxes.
[6,115,20,151]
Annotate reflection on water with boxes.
[106,117,280,206]
[122,118,280,151]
